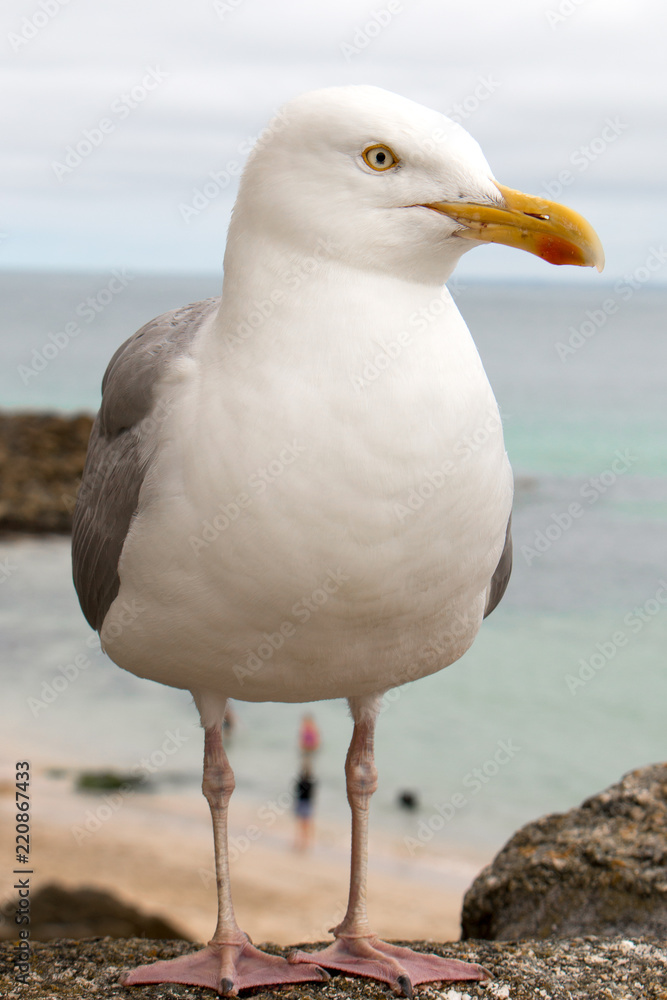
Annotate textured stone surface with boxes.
[0,411,92,533]
[461,764,667,942]
[1,936,667,999]
[0,884,186,943]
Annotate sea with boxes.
[1,270,666,857]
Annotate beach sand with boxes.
[1,763,491,946]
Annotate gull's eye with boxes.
[362,144,398,171]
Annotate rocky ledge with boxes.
[462,763,667,942]
[1,936,666,999]
[0,411,92,533]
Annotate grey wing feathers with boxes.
[483,512,512,619]
[72,297,220,631]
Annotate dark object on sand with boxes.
[397,790,419,811]
[76,770,145,793]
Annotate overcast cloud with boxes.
[2,0,666,282]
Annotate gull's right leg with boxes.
[122,708,326,995]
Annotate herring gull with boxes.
[72,85,604,995]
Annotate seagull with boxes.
[72,85,603,996]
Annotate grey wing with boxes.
[483,512,512,619]
[72,297,220,631]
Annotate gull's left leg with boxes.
[290,693,490,997]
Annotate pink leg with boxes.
[121,719,326,995]
[290,695,490,996]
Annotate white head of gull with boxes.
[72,85,604,996]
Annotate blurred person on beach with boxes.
[299,713,320,762]
[294,715,320,849]
[294,765,317,851]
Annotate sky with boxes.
[2,0,666,283]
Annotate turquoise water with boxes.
[1,272,666,856]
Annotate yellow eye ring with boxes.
[362,144,398,171]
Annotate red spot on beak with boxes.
[535,234,586,267]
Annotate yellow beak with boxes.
[426,183,605,271]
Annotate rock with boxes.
[461,763,667,941]
[0,411,93,533]
[0,884,187,943]
[2,936,667,999]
